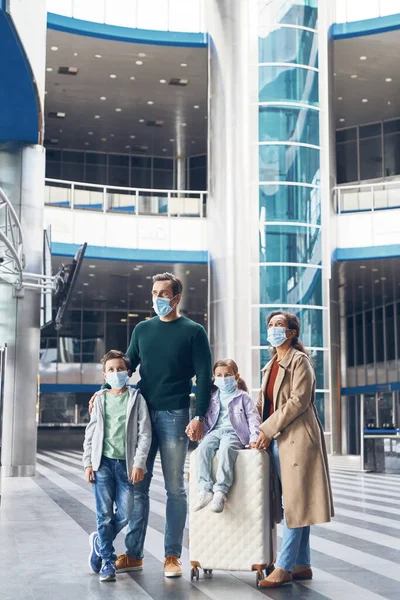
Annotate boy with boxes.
[83,350,152,582]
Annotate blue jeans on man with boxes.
[271,441,311,571]
[125,407,190,558]
[93,456,135,560]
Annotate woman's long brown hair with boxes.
[213,359,249,392]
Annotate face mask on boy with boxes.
[106,371,129,390]
[214,375,237,394]
[153,296,176,317]
[267,326,288,348]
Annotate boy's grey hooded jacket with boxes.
[82,387,152,477]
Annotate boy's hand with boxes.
[88,393,98,415]
[131,467,144,484]
[85,466,96,484]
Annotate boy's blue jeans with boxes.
[124,407,190,559]
[271,441,311,572]
[196,429,244,496]
[93,456,135,560]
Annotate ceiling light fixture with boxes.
[169,138,175,142]
[95,54,102,59]
[120,318,127,323]
[130,135,136,139]
[130,76,136,81]
[338,96,343,100]
[181,123,187,127]
[339,118,345,122]
[362,98,368,103]
[109,74,117,79]
[101,137,107,141]
[135,60,143,65]
[129,313,139,318]
[138,53,146,57]
[46,67,53,72]
[89,265,96,268]
[350,74,358,79]
[160,79,167,84]
[359,56,367,60]
[51,46,59,51]
[386,78,392,82]
[84,142,89,146]
[115,108,122,112]
[83,282,89,286]
[125,145,130,149]
[359,265,367,269]
[73,52,78,57]
[88,131,93,135]
[162,148,167,152]
[89,273,95,277]
[147,101,154,105]
[138,119,145,123]
[94,115,100,119]
[388,101,392,105]
[100,96,106,100]
[181,63,187,67]
[194,105,200,109]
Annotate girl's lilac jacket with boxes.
[203,388,261,445]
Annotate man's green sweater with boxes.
[126,316,212,416]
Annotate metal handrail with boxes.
[333,179,400,214]
[0,187,25,282]
[45,178,207,195]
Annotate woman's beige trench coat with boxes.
[257,345,334,528]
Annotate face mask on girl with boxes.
[153,296,176,317]
[214,375,237,394]
[106,371,129,390]
[267,326,288,348]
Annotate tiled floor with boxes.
[1,451,400,599]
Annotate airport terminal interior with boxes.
[1,1,400,598]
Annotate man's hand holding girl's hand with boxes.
[185,419,204,442]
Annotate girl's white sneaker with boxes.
[193,491,213,512]
[210,491,226,513]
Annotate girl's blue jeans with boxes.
[271,440,311,572]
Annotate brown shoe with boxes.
[258,568,292,588]
[115,554,143,572]
[164,556,182,578]
[293,567,313,580]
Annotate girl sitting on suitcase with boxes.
[190,359,261,513]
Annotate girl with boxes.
[192,359,261,514]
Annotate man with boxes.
[90,272,212,577]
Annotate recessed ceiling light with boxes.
[375,279,380,284]
[89,265,96,268]
[385,78,392,82]
[89,273,95,277]
[388,101,392,105]
[51,46,59,51]
[359,56,367,60]
[137,284,143,288]
[120,318,127,323]
[135,60,143,65]
[372,268,378,272]
[95,54,102,59]
[162,148,167,152]
[362,98,368,103]
[181,63,187,67]
[110,133,115,137]
[46,67,53,72]
[381,277,387,281]
[181,123,187,127]
[50,138,59,144]
[84,142,89,146]
[138,52,146,57]
[350,74,358,79]
[73,52,78,57]
[109,74,117,79]
[129,292,134,296]
[77,291,82,294]
[160,79,167,84]
[338,96,343,100]
[125,145,130,149]
[88,131,93,135]
[191,141,196,144]
[138,119,145,123]
[83,282,89,286]
[59,129,63,133]
[129,313,139,318]
[130,76,136,81]
[130,135,136,139]
[100,96,106,101]
[194,105,200,109]
[115,108,122,112]
[101,137,107,141]
[94,115,100,119]
[339,118,345,122]
[45,90,48,95]
[359,265,367,269]
[147,101,154,105]
[169,138,175,142]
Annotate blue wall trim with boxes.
[333,13,400,39]
[41,384,102,394]
[334,244,400,262]
[0,8,39,143]
[342,381,400,396]
[47,13,208,48]
[52,242,208,264]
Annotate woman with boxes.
[255,311,334,589]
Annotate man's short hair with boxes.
[101,350,131,372]
[152,272,183,297]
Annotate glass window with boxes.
[260,224,322,265]
[259,26,317,67]
[347,315,354,367]
[109,155,129,167]
[259,65,319,106]
[46,161,62,179]
[375,307,384,363]
[259,106,319,146]
[359,137,383,180]
[365,310,374,364]
[108,166,130,187]
[86,164,106,185]
[336,141,358,184]
[189,167,207,191]
[336,128,357,143]
[359,123,381,139]
[355,313,364,366]
[190,155,207,168]
[259,0,318,30]
[86,153,107,165]
[385,304,395,362]
[131,156,151,168]
[154,158,173,170]
[131,168,152,188]
[259,183,321,224]
[259,265,322,306]
[259,145,320,184]
[153,169,174,190]
[384,132,400,177]
[82,311,105,364]
[106,312,128,353]
[258,306,324,349]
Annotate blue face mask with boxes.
[267,326,288,348]
[214,375,237,394]
[106,371,129,390]
[153,296,176,317]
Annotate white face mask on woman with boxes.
[267,326,288,348]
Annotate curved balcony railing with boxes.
[334,179,400,214]
[45,178,207,218]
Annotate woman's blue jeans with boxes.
[271,440,311,572]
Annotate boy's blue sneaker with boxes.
[88,532,102,573]
[99,559,117,582]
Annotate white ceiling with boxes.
[334,29,400,128]
[44,29,208,156]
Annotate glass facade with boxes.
[257,0,328,425]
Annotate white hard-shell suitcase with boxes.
[189,448,277,586]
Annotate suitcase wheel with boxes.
[190,567,200,581]
[204,569,213,579]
